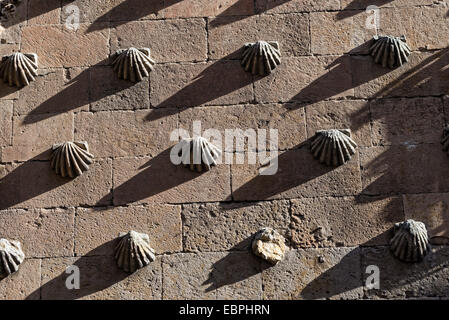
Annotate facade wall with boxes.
[0,0,449,299]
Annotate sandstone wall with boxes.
[0,0,449,299]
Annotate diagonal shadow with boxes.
[25,240,130,300]
[336,0,394,20]
[208,0,260,29]
[21,57,142,124]
[0,150,72,210]
[202,236,271,293]
[95,147,206,207]
[227,140,337,209]
[87,0,184,33]
[146,50,254,121]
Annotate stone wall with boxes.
[0,0,449,300]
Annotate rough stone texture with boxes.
[178,103,307,151]
[1,113,73,162]
[113,156,231,205]
[74,110,177,158]
[360,145,449,195]
[0,160,112,209]
[40,256,162,300]
[252,227,286,264]
[89,66,150,111]
[0,100,12,147]
[379,6,449,51]
[75,205,182,256]
[150,61,254,108]
[254,56,354,104]
[370,97,444,146]
[1,1,449,300]
[208,13,310,59]
[310,11,376,55]
[404,193,449,244]
[291,196,403,248]
[305,100,371,147]
[111,19,207,63]
[14,68,89,116]
[21,24,109,68]
[0,208,74,258]
[183,201,290,252]
[0,259,41,300]
[163,252,263,300]
[262,248,363,299]
[362,246,449,299]
[231,149,362,201]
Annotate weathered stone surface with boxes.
[111,19,207,63]
[21,24,109,68]
[115,231,156,273]
[0,159,112,209]
[40,256,162,300]
[113,156,230,205]
[291,196,403,248]
[404,193,449,244]
[62,0,113,23]
[352,50,449,99]
[28,0,61,25]
[15,68,89,116]
[74,110,177,158]
[0,100,12,147]
[360,145,449,195]
[183,201,290,252]
[1,113,73,162]
[150,61,254,108]
[0,259,41,300]
[208,13,309,60]
[305,100,371,147]
[89,66,150,111]
[254,56,354,104]
[362,246,449,299]
[370,97,444,146]
[255,0,340,13]
[311,11,376,55]
[0,208,74,258]
[0,2,26,44]
[178,103,307,151]
[340,0,439,9]
[75,205,182,256]
[379,6,449,50]
[162,0,254,18]
[231,149,362,201]
[262,248,363,299]
[163,252,263,299]
[252,227,286,264]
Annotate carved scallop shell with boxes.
[0,52,38,87]
[115,231,156,273]
[370,35,411,69]
[441,126,449,155]
[390,219,430,262]
[241,41,281,76]
[50,141,94,178]
[175,137,222,173]
[0,238,25,279]
[252,227,286,265]
[112,47,155,82]
[310,129,357,167]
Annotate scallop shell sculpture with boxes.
[0,52,38,87]
[252,227,286,265]
[0,238,25,279]
[50,141,94,178]
[441,126,449,155]
[310,129,357,167]
[369,35,411,69]
[390,219,430,262]
[112,47,155,82]
[115,231,156,273]
[241,41,281,76]
[175,137,222,173]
